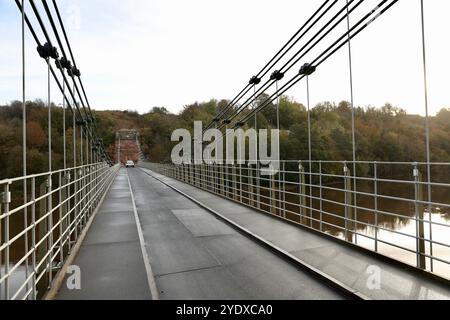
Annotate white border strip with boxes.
[126,170,159,300]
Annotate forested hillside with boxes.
[138,95,450,165]
[1,96,449,180]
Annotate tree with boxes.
[27,121,46,149]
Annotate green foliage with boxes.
[137,98,450,167]
[1,98,449,180]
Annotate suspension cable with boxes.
[306,75,313,227]
[420,0,433,272]
[48,58,52,172]
[51,0,94,119]
[204,0,336,132]
[28,0,95,146]
[237,0,398,127]
[223,0,365,127]
[21,0,30,299]
[345,0,358,244]
[14,0,111,163]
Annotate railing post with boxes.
[281,162,286,218]
[374,162,379,252]
[225,164,229,198]
[210,163,214,192]
[186,163,189,183]
[256,162,260,209]
[72,168,77,247]
[210,163,214,191]
[319,160,323,231]
[1,183,11,299]
[232,164,237,200]
[31,177,37,299]
[193,164,196,186]
[298,161,306,224]
[269,162,276,215]
[413,163,426,269]
[208,163,211,192]
[38,179,47,275]
[87,165,91,217]
[203,163,207,189]
[216,163,220,194]
[248,163,254,207]
[208,163,212,191]
[200,163,208,189]
[64,171,70,253]
[239,164,243,202]
[82,167,87,228]
[46,174,53,288]
[220,163,225,196]
[343,162,354,242]
[58,172,64,267]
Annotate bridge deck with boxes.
[56,170,153,299]
[138,167,450,300]
[56,168,346,300]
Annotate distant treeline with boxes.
[1,96,449,180]
[140,95,450,164]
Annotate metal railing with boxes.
[144,160,450,279]
[0,162,119,300]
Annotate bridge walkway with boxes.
[55,168,347,300]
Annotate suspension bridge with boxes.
[1,0,449,300]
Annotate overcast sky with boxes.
[0,0,448,115]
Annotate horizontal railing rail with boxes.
[143,160,450,280]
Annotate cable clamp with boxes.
[76,118,86,127]
[68,66,81,77]
[270,70,284,81]
[37,42,58,60]
[249,76,261,85]
[299,63,316,76]
[56,56,72,71]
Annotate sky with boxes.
[0,0,449,116]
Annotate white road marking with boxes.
[126,169,160,300]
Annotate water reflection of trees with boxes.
[240,164,449,238]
